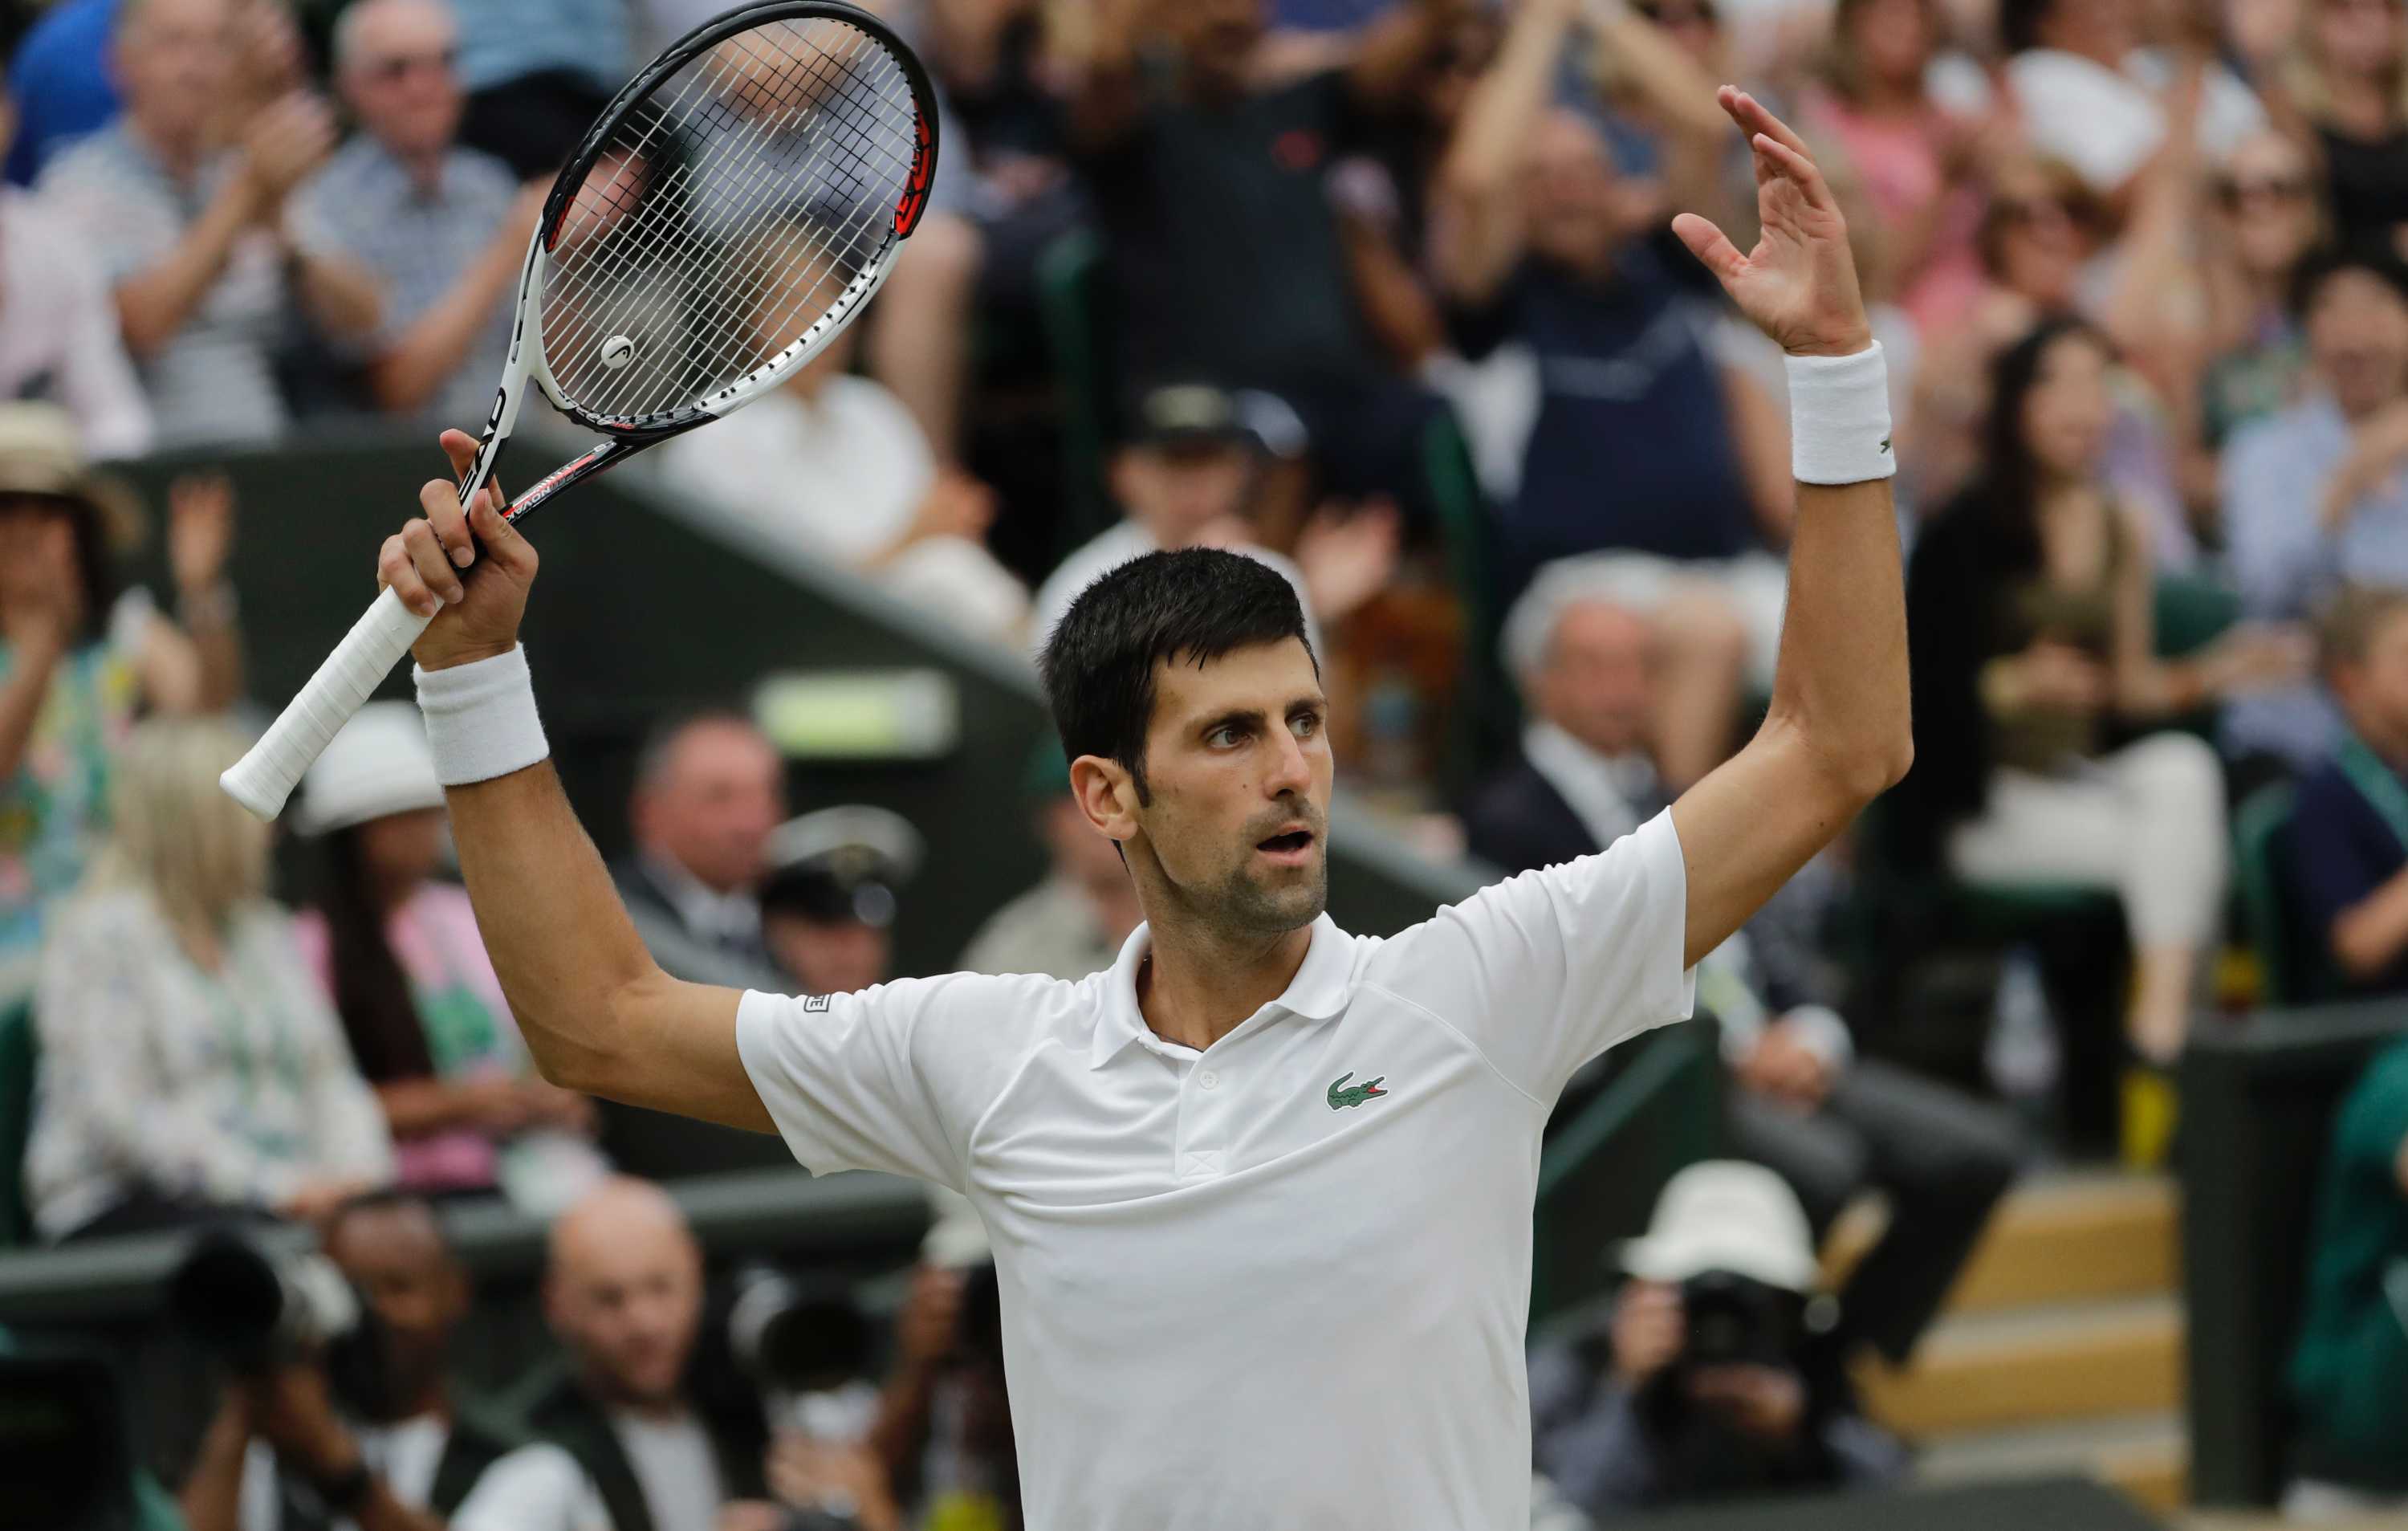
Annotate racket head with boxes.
[522,0,940,439]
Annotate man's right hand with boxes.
[1610,1279,1685,1391]
[378,428,539,670]
[238,93,339,211]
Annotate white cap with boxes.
[1619,1161,1819,1293]
[296,701,446,835]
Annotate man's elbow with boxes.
[1832,731,1914,806]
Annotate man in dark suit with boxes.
[612,711,793,992]
[1466,567,2021,1364]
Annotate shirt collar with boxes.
[1085,910,1353,1069]
[641,852,761,947]
[1521,719,1662,851]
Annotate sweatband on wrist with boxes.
[413,645,549,786]
[1785,343,1896,485]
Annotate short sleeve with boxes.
[736,972,1037,1193]
[1369,809,1695,1103]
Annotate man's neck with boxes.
[125,112,203,180]
[1135,913,1313,1053]
[393,141,447,193]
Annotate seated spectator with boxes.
[0,79,153,458]
[958,743,1142,980]
[2272,0,2408,257]
[666,242,1029,645]
[757,805,924,996]
[1527,1162,1907,1517]
[0,405,242,1005]
[460,1178,819,1531]
[295,703,606,1212]
[612,711,791,991]
[2286,585,2408,996]
[2285,1030,2408,1519]
[2199,132,2323,453]
[2,0,118,186]
[1029,383,1400,657]
[1468,574,2020,1363]
[2225,245,2408,773]
[178,1191,529,1531]
[25,717,394,1241]
[1900,320,2305,1154]
[35,0,381,448]
[1994,0,2265,199]
[1066,0,1466,516]
[289,0,547,428]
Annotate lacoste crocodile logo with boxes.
[1327,1072,1388,1110]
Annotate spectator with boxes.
[864,1256,1016,1531]
[0,404,241,1004]
[2199,130,2325,451]
[294,703,606,1212]
[612,711,791,991]
[177,1191,530,1531]
[1995,0,2266,197]
[1467,574,2021,1364]
[1527,1162,1907,1517]
[1799,0,1993,336]
[1028,383,1401,658]
[958,743,1142,980]
[35,0,381,448]
[449,0,632,177]
[461,1177,810,1531]
[2,0,119,186]
[0,79,153,458]
[1432,0,1792,787]
[1896,320,2300,1141]
[2273,0,2408,256]
[24,717,394,1241]
[666,242,1029,645]
[1066,0,1469,515]
[2285,1029,2408,1518]
[2224,244,2408,773]
[756,806,924,996]
[289,0,548,427]
[2285,584,2408,996]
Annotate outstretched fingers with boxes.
[1671,212,1746,282]
[1720,87,1811,161]
[1748,131,1837,214]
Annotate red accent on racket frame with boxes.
[893,110,934,235]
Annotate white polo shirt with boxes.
[737,810,1696,1530]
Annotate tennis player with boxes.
[374,88,1906,1530]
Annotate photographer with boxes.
[862,1235,1015,1531]
[177,1192,526,1531]
[1527,1163,1906,1517]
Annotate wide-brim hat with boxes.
[1618,1160,1820,1293]
[297,702,446,836]
[0,402,147,553]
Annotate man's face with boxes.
[1111,441,1254,546]
[1167,0,1265,86]
[1117,640,1332,936]
[325,1203,468,1415]
[340,0,462,161]
[765,912,891,995]
[547,1220,704,1409]
[113,0,237,144]
[2032,0,2139,61]
[2340,607,2408,743]
[1523,112,1641,271]
[2308,269,2408,419]
[635,721,785,895]
[1532,601,1655,758]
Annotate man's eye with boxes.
[1210,727,1246,747]
[1292,711,1322,738]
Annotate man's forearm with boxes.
[442,759,662,1093]
[370,236,522,413]
[116,177,261,358]
[2333,865,2408,979]
[1766,471,1911,796]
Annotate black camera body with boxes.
[1677,1269,1806,1371]
[165,1230,394,1416]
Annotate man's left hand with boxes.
[1738,1020,1833,1109]
[1670,88,1872,359]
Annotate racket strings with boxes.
[539,16,921,423]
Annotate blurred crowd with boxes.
[10,0,2408,1519]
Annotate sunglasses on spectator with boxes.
[364,47,457,83]
[2218,175,2313,209]
[1635,0,1720,26]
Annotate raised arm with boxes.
[1666,89,1913,969]
[376,430,772,1133]
[1431,0,1579,303]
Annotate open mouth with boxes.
[1257,829,1315,858]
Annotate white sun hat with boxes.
[1618,1160,1820,1294]
[295,701,446,836]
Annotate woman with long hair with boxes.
[2276,0,2408,254]
[24,718,392,1240]
[1895,320,2304,1156]
[293,703,603,1211]
[2200,130,2328,449]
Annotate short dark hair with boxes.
[1996,0,2055,53]
[324,1188,453,1254]
[1039,548,1316,804]
[2289,240,2408,322]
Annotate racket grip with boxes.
[220,587,436,820]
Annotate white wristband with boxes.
[413,645,549,786]
[1786,343,1896,485]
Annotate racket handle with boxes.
[220,586,435,820]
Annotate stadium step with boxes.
[1857,1292,2184,1435]
[1913,1411,2188,1515]
[1822,1170,2178,1315]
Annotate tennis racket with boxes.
[221,0,940,820]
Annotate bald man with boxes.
[461,1179,784,1531]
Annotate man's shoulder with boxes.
[34,123,134,192]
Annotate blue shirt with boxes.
[453,0,633,94]
[2221,393,2408,767]
[3,0,120,186]
[2289,740,2408,998]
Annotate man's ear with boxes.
[1069,754,1139,845]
